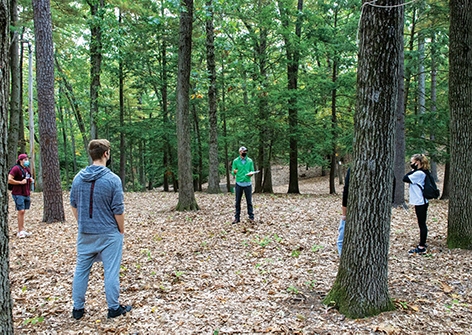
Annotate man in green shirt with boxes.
[231,146,255,223]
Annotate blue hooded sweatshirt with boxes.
[70,165,124,234]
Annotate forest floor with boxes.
[7,168,472,334]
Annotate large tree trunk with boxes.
[323,0,401,318]
[0,0,14,331]
[447,0,472,250]
[8,0,21,169]
[206,0,220,194]
[88,0,104,140]
[175,0,199,211]
[394,12,406,208]
[32,0,65,223]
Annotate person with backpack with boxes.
[8,154,34,238]
[403,154,437,254]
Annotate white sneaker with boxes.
[17,231,31,238]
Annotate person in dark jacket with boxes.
[403,154,430,254]
[70,139,131,320]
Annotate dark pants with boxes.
[415,203,429,247]
[235,184,254,220]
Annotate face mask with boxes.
[410,163,417,170]
[23,161,30,167]
[241,152,247,158]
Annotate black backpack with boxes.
[418,170,440,200]
[8,164,26,191]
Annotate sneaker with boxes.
[72,308,84,320]
[248,218,255,222]
[107,305,132,318]
[409,246,427,254]
[17,231,31,238]
[232,219,240,224]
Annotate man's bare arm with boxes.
[114,214,125,234]
[8,174,26,185]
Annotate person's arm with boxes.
[232,160,237,175]
[71,206,78,221]
[402,170,415,183]
[115,214,125,234]
[8,173,26,185]
[342,206,347,221]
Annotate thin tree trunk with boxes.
[429,32,439,182]
[394,10,407,208]
[175,0,199,210]
[192,103,203,192]
[206,0,220,194]
[329,9,339,195]
[8,0,21,169]
[323,0,401,318]
[18,29,26,154]
[58,87,70,188]
[119,45,126,190]
[403,7,416,115]
[67,107,78,174]
[32,0,65,223]
[222,67,230,193]
[88,0,104,140]
[447,0,472,250]
[0,0,14,330]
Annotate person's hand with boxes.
[30,178,34,183]
[21,179,27,185]
[233,169,238,174]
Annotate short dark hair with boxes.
[88,139,110,161]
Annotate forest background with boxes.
[7,0,450,196]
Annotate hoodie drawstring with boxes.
[89,181,95,218]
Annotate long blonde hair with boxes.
[412,154,430,171]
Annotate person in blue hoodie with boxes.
[70,139,131,320]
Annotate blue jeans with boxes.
[12,195,31,211]
[337,219,345,257]
[235,184,254,220]
[73,232,123,310]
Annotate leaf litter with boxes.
[7,167,472,334]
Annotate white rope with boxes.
[357,0,420,43]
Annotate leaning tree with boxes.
[32,0,65,222]
[323,0,403,318]
[447,0,472,249]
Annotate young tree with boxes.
[175,0,199,210]
[0,0,14,332]
[7,0,21,170]
[206,0,220,194]
[447,0,472,249]
[323,0,402,318]
[32,0,65,222]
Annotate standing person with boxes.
[8,154,34,238]
[403,154,430,254]
[337,168,350,256]
[231,146,255,224]
[70,139,131,320]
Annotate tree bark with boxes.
[119,50,126,190]
[323,0,401,318]
[429,32,439,182]
[58,86,69,188]
[206,0,220,194]
[32,0,65,223]
[447,0,472,250]
[0,0,14,331]
[192,103,203,192]
[222,66,231,193]
[329,9,339,195]
[394,9,406,208]
[66,107,78,174]
[88,0,104,140]
[18,28,26,154]
[175,0,199,211]
[8,0,21,170]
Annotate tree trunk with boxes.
[222,70,231,193]
[89,0,104,140]
[8,0,21,170]
[18,29,26,154]
[447,0,472,250]
[429,32,439,182]
[394,10,406,208]
[119,51,126,190]
[403,7,416,115]
[32,0,65,223]
[67,107,78,174]
[175,0,199,211]
[192,103,203,192]
[0,0,14,331]
[161,36,170,192]
[323,0,401,318]
[58,87,69,188]
[206,0,220,194]
[329,10,339,195]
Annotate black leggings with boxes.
[414,203,429,247]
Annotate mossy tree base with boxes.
[175,201,200,211]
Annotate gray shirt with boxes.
[70,165,124,234]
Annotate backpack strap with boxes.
[89,181,96,219]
